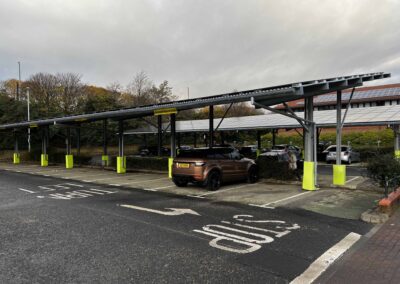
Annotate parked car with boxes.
[323,145,361,164]
[239,145,258,158]
[172,147,258,191]
[139,146,170,156]
[264,144,302,160]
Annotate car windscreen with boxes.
[272,146,286,150]
[327,147,348,152]
[177,149,210,158]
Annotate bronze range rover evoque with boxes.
[172,147,258,191]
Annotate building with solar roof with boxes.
[275,83,400,112]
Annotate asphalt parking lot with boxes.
[0,162,381,220]
[0,166,374,283]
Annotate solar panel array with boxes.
[296,86,400,106]
[125,104,400,134]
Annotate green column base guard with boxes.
[168,157,174,178]
[333,164,346,186]
[117,156,126,174]
[395,150,400,159]
[102,155,109,167]
[302,161,316,191]
[41,154,48,167]
[13,153,20,164]
[65,155,74,169]
[256,149,261,158]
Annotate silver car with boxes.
[323,145,361,164]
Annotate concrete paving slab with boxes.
[295,189,382,220]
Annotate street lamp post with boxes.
[27,87,31,152]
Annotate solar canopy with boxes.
[125,104,400,135]
[0,72,390,130]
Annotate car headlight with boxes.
[195,162,205,166]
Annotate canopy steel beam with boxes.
[336,90,342,165]
[209,105,214,148]
[214,103,233,131]
[0,73,389,130]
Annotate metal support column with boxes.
[177,132,181,149]
[209,105,214,148]
[169,113,176,178]
[65,128,73,169]
[41,127,48,167]
[117,120,126,174]
[394,125,400,158]
[333,90,346,185]
[13,131,20,164]
[102,119,109,167]
[302,97,317,191]
[157,115,162,156]
[272,129,276,146]
[76,125,81,165]
[193,132,197,148]
[256,130,261,157]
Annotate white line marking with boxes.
[79,190,104,195]
[64,183,84,187]
[196,183,259,197]
[143,185,175,191]
[18,188,36,194]
[83,176,119,182]
[345,176,360,184]
[290,232,361,284]
[119,204,201,216]
[261,192,311,207]
[89,188,116,194]
[186,194,205,199]
[248,204,275,209]
[111,177,168,186]
[53,185,70,189]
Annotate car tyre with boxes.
[172,177,188,187]
[247,166,258,183]
[206,171,221,191]
[347,158,352,165]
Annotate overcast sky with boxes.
[1,0,399,99]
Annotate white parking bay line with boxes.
[143,185,175,191]
[290,232,361,284]
[109,177,168,186]
[18,188,36,194]
[260,192,311,207]
[83,176,119,182]
[196,183,259,197]
[345,176,360,184]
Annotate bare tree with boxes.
[126,71,152,106]
[26,73,59,116]
[56,73,84,114]
[0,79,19,99]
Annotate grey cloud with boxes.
[0,0,399,99]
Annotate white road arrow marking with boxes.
[119,204,201,216]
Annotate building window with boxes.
[376,101,385,106]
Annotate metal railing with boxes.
[384,175,400,198]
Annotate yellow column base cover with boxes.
[65,155,74,169]
[102,155,109,166]
[395,150,400,158]
[168,157,174,178]
[117,156,126,174]
[41,154,48,167]
[333,164,346,186]
[302,161,316,191]
[13,153,20,164]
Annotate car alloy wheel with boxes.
[207,171,221,191]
